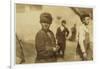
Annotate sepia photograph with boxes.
[15,3,93,64]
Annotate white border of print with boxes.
[11,0,96,69]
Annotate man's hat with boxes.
[40,12,52,24]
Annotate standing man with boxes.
[76,14,93,60]
[35,12,59,63]
[56,20,71,58]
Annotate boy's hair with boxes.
[61,20,66,24]
[80,14,90,22]
[40,12,52,24]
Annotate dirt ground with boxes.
[16,39,86,64]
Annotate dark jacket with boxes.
[16,35,25,64]
[35,29,57,63]
[56,27,69,43]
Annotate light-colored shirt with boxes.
[60,25,64,32]
[77,23,89,53]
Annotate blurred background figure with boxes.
[56,20,71,59]
[69,24,77,41]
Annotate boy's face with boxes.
[41,23,50,31]
[83,17,90,25]
[62,22,66,27]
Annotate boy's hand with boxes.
[56,45,60,51]
[53,45,60,52]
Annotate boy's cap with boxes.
[40,12,52,24]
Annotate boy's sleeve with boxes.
[78,27,86,53]
[35,32,47,55]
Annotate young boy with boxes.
[56,20,70,58]
[35,12,59,63]
[76,14,93,60]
